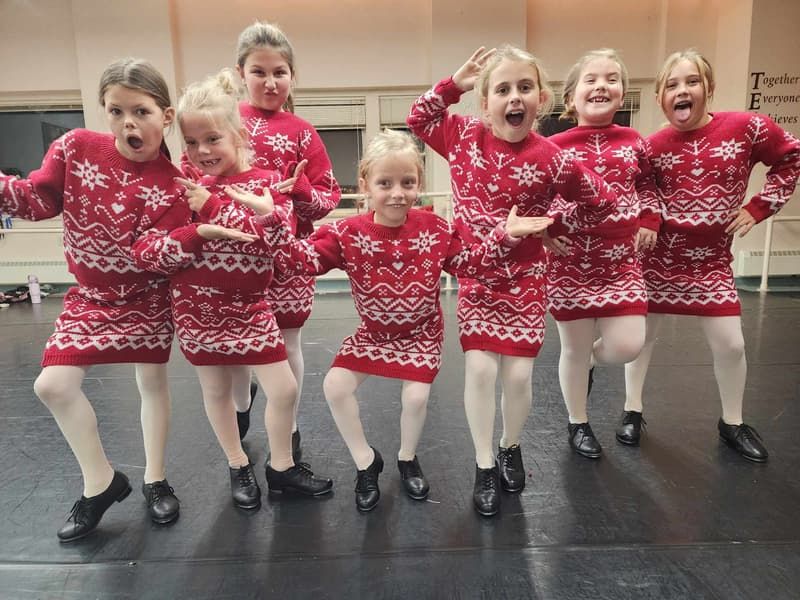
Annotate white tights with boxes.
[232,328,303,435]
[197,361,298,471]
[322,367,431,470]
[556,316,645,423]
[34,362,172,497]
[624,314,746,424]
[463,350,534,469]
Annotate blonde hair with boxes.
[560,48,629,122]
[476,44,554,126]
[98,58,172,157]
[177,69,250,165]
[358,129,424,187]
[655,49,715,111]
[236,21,296,113]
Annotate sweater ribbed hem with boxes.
[551,303,648,321]
[459,337,541,358]
[647,302,741,317]
[331,356,437,384]
[42,348,171,367]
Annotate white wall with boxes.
[1,0,798,282]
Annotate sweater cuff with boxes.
[638,211,661,232]
[254,212,284,228]
[291,172,314,204]
[743,200,770,223]
[440,77,466,105]
[197,193,223,220]
[497,223,522,248]
[170,224,204,253]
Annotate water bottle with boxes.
[27,275,41,304]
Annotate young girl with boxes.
[407,46,617,516]
[0,58,188,541]
[624,49,800,459]
[233,21,342,448]
[545,49,659,458]
[231,129,553,512]
[164,69,333,508]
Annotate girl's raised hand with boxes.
[453,47,496,92]
[635,227,658,251]
[175,177,211,212]
[276,159,308,194]
[725,208,757,237]
[505,205,553,238]
[225,184,275,216]
[196,223,258,243]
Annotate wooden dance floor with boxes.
[0,290,798,599]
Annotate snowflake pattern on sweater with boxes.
[546,125,657,320]
[167,168,294,365]
[644,112,800,315]
[257,209,518,382]
[0,130,190,365]
[407,78,618,354]
[240,103,341,328]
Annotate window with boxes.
[0,110,84,176]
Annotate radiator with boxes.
[736,249,800,277]
[0,260,352,286]
[0,260,74,285]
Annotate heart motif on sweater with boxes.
[580,262,592,270]
[691,168,704,177]
[487,183,499,193]
[111,203,125,214]
[594,165,607,174]
[509,286,521,294]
[392,261,404,270]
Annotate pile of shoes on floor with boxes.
[0,283,53,308]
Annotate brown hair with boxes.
[560,48,629,122]
[98,58,173,158]
[476,44,554,128]
[655,48,715,111]
[236,21,296,113]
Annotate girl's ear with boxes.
[163,107,175,128]
[358,177,367,194]
[236,64,245,80]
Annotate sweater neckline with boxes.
[98,133,174,173]
[361,210,420,238]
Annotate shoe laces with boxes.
[291,462,316,481]
[478,468,498,492]
[66,497,91,526]
[401,459,422,479]
[735,424,762,444]
[498,445,522,470]
[356,467,379,492]
[236,465,256,487]
[146,480,175,504]
[622,412,646,429]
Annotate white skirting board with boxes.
[736,249,800,277]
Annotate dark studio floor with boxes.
[0,289,798,599]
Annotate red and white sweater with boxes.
[644,112,800,315]
[0,129,196,365]
[257,208,518,383]
[545,125,657,320]
[407,78,617,354]
[240,102,341,327]
[162,168,294,365]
